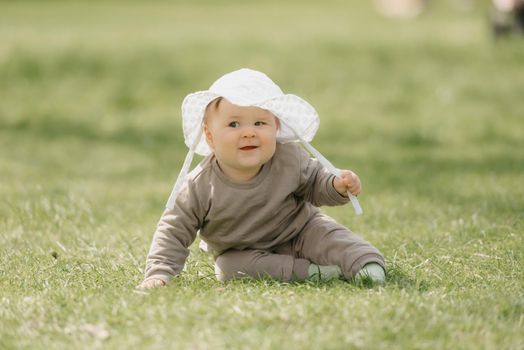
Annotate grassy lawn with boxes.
[1,1,523,349]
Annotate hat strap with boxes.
[298,139,363,215]
[165,131,202,209]
[278,120,363,215]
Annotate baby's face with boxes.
[204,98,279,182]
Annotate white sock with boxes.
[355,263,386,285]
[308,264,342,281]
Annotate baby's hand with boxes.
[333,170,361,197]
[136,278,166,290]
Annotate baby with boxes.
[138,69,385,289]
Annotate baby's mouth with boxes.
[240,146,258,151]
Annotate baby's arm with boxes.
[138,185,203,289]
[137,207,195,289]
[295,146,351,207]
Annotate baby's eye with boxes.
[254,121,266,126]
[228,121,240,128]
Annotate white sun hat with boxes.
[166,68,362,215]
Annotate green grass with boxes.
[1,1,523,349]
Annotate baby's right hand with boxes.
[137,278,166,290]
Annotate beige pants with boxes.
[214,213,385,282]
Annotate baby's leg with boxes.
[214,248,310,282]
[295,213,386,281]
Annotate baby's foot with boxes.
[355,263,386,285]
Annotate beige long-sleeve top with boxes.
[144,142,350,283]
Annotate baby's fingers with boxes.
[344,172,361,195]
[348,182,361,196]
[342,171,357,185]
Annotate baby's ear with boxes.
[203,123,214,149]
[274,116,281,130]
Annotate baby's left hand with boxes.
[333,170,361,197]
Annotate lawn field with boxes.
[1,1,523,349]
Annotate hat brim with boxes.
[181,91,319,156]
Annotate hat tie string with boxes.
[279,119,363,215]
[166,129,202,209]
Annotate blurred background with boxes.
[1,0,523,251]
[2,2,524,348]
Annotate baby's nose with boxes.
[241,127,256,138]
